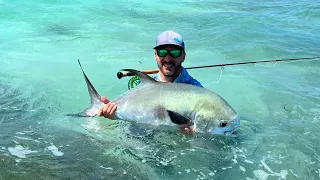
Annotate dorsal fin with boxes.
[67,60,103,117]
[121,69,157,86]
[78,59,101,104]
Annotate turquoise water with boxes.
[1,0,320,179]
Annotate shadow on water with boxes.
[0,83,45,131]
[46,24,75,36]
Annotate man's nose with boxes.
[163,53,173,61]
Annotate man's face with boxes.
[154,45,186,77]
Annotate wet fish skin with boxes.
[72,61,240,136]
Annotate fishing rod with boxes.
[117,56,320,79]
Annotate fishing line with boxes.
[203,67,224,86]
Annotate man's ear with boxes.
[182,51,186,62]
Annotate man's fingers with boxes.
[103,104,109,117]
[184,128,190,135]
[99,106,108,118]
[106,103,114,114]
[191,128,196,133]
[99,103,117,119]
[178,124,195,136]
[110,105,117,116]
[107,103,117,119]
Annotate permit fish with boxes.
[71,60,240,136]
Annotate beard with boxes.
[159,62,182,77]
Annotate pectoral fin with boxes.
[167,110,192,125]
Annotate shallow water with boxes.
[1,0,320,179]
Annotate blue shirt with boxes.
[153,67,203,88]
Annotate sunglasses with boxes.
[156,49,183,58]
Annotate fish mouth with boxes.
[224,128,238,137]
[224,116,240,137]
[209,127,238,137]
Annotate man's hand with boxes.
[179,124,196,135]
[97,96,117,120]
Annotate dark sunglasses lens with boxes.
[157,49,167,57]
[170,49,182,58]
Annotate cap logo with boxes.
[173,37,181,43]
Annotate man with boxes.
[98,30,203,134]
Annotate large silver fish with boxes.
[72,60,240,136]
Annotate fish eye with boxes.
[219,122,227,127]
